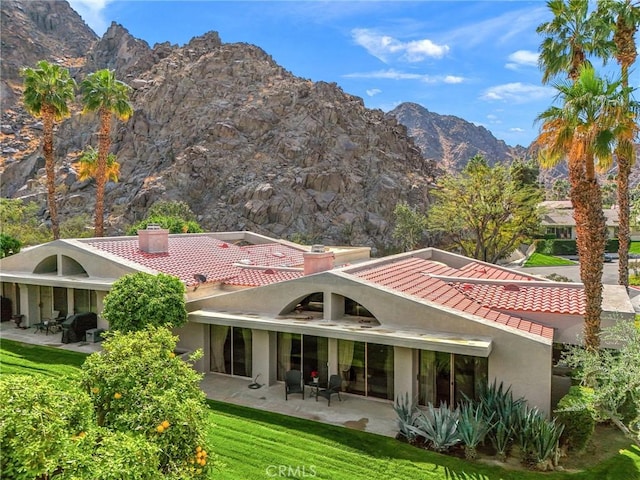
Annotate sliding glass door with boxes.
[337,340,394,400]
[277,333,328,384]
[419,350,488,406]
[210,325,252,377]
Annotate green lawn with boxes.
[524,252,576,267]
[1,338,639,480]
[630,241,640,255]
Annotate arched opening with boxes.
[279,292,324,316]
[33,256,57,274]
[61,256,88,276]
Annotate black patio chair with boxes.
[285,369,304,400]
[317,374,342,406]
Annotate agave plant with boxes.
[408,402,460,453]
[393,392,419,442]
[530,416,564,471]
[458,401,493,460]
[489,419,513,462]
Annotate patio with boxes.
[0,320,399,438]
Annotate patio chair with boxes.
[317,374,342,406]
[285,369,304,400]
[33,311,62,335]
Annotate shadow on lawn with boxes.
[0,339,87,371]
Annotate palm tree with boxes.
[76,146,120,184]
[21,61,76,239]
[597,0,640,288]
[535,66,629,350]
[536,0,611,83]
[80,69,132,237]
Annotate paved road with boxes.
[513,261,620,285]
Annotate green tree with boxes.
[535,66,628,350]
[81,69,133,237]
[60,213,94,238]
[0,198,52,246]
[127,215,204,235]
[0,233,21,258]
[597,0,640,287]
[81,327,213,477]
[102,272,187,333]
[561,320,640,447]
[148,200,198,221]
[428,156,543,263]
[551,178,571,200]
[392,201,429,251]
[21,60,76,239]
[0,375,94,480]
[76,145,121,183]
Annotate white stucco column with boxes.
[252,329,277,386]
[21,284,39,327]
[394,346,415,403]
[324,293,344,321]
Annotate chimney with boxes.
[303,245,334,275]
[138,224,169,253]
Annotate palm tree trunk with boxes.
[570,160,606,351]
[94,109,112,237]
[42,105,59,239]
[618,155,631,287]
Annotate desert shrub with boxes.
[127,215,203,235]
[457,401,492,460]
[514,405,563,470]
[80,327,212,478]
[555,386,595,452]
[408,402,460,453]
[0,233,21,258]
[0,375,94,480]
[393,392,420,442]
[102,272,187,332]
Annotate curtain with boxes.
[317,337,329,383]
[419,350,436,406]
[278,333,292,380]
[338,340,354,378]
[210,325,229,373]
[241,328,252,377]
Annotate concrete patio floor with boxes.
[0,320,399,438]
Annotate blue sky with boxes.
[65,1,622,147]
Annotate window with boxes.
[210,326,252,377]
[73,289,97,313]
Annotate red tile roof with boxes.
[83,236,304,287]
[352,257,555,340]
[452,283,585,315]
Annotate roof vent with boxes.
[462,283,473,291]
[219,243,229,248]
[263,269,275,275]
[504,284,520,292]
[311,244,325,253]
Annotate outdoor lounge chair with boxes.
[317,374,342,406]
[33,310,61,335]
[285,369,304,400]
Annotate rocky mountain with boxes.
[387,103,528,173]
[4,1,565,251]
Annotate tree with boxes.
[80,327,212,477]
[102,272,187,333]
[0,198,52,246]
[147,200,198,221]
[551,178,571,200]
[597,0,640,288]
[392,201,429,251]
[21,60,76,239]
[535,66,627,350]
[428,155,543,263]
[81,69,132,237]
[561,320,640,447]
[76,145,121,183]
[0,234,21,258]
[536,0,609,84]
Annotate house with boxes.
[0,227,635,416]
[540,200,621,239]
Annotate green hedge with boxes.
[536,238,621,255]
[555,386,596,452]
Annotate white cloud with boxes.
[344,69,465,85]
[366,88,382,97]
[505,50,539,70]
[351,28,449,63]
[68,0,111,35]
[510,127,525,132]
[480,83,554,103]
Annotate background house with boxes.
[540,200,622,240]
